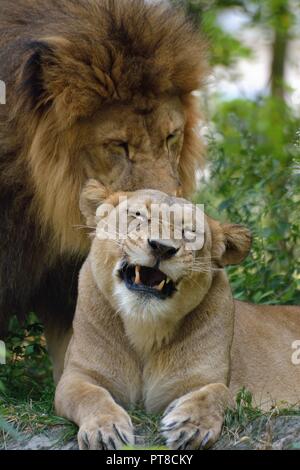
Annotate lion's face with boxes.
[77,96,185,195]
[82,182,251,324]
[9,0,208,257]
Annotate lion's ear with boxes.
[212,223,252,266]
[18,38,101,124]
[19,40,56,112]
[80,180,111,227]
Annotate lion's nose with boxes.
[148,239,179,259]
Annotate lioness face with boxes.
[78,97,185,196]
[117,191,211,321]
[83,184,251,324]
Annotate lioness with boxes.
[0,0,206,381]
[55,181,300,450]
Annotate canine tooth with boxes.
[155,280,166,291]
[135,265,141,284]
[166,277,171,284]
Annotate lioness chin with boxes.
[55,181,300,450]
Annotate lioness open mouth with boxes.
[119,262,176,300]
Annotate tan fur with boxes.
[56,183,300,450]
[231,302,300,409]
[55,183,248,450]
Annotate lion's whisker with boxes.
[73,224,96,230]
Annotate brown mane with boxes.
[0,0,207,333]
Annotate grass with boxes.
[0,315,166,449]
[1,316,300,450]
[0,315,77,448]
[0,391,77,449]
[221,388,300,449]
[225,388,300,430]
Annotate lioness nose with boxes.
[148,239,179,259]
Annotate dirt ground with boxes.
[2,415,300,450]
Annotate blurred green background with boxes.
[1,0,299,443]
[175,0,300,305]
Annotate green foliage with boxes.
[172,0,252,66]
[0,314,52,397]
[0,315,78,447]
[0,315,56,441]
[129,408,164,448]
[197,96,300,304]
[224,388,263,430]
[201,9,252,67]
[224,387,300,437]
[0,314,54,439]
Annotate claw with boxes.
[170,430,189,449]
[173,430,187,445]
[98,429,107,450]
[178,442,187,451]
[108,437,117,450]
[200,430,213,449]
[161,417,190,433]
[182,429,200,450]
[121,432,130,444]
[81,432,90,450]
[113,424,130,445]
[162,400,178,418]
[160,420,178,431]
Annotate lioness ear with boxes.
[80,179,111,227]
[212,223,252,266]
[222,224,252,266]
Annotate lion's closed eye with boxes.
[105,141,130,159]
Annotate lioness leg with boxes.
[43,325,72,384]
[160,383,233,450]
[55,372,135,450]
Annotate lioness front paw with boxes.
[78,408,134,450]
[160,388,225,450]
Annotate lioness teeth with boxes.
[135,265,141,284]
[154,280,166,291]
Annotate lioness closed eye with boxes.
[55,180,300,450]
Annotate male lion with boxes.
[55,181,300,450]
[0,0,207,381]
